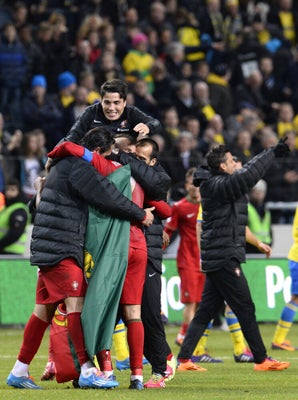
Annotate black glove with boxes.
[273,137,290,157]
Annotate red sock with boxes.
[96,350,113,371]
[180,323,188,336]
[18,314,49,364]
[167,353,174,361]
[126,319,144,375]
[67,312,89,366]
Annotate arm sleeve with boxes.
[118,153,171,200]
[68,159,146,222]
[145,199,172,219]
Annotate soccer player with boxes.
[6,127,154,390]
[272,206,298,351]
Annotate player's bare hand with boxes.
[162,230,170,247]
[258,242,272,258]
[133,123,149,139]
[142,207,155,227]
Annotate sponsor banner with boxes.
[161,258,292,323]
[0,258,293,324]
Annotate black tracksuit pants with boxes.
[178,260,267,364]
[141,260,172,375]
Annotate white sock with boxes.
[11,360,29,377]
[81,361,95,377]
[131,374,143,382]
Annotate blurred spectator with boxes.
[180,115,201,150]
[151,59,174,110]
[86,29,101,64]
[274,102,296,140]
[233,69,267,116]
[114,7,140,62]
[283,46,298,113]
[231,128,254,164]
[11,1,29,32]
[1,124,23,183]
[69,39,93,79]
[18,24,44,86]
[20,130,46,200]
[131,78,160,119]
[78,70,100,105]
[246,179,273,254]
[258,54,284,122]
[0,178,29,255]
[139,1,174,36]
[94,50,124,88]
[122,32,155,93]
[160,130,204,201]
[160,106,181,150]
[173,79,196,119]
[192,80,216,129]
[267,0,298,49]
[208,114,229,145]
[223,0,245,51]
[22,74,64,151]
[76,13,103,42]
[164,41,186,82]
[57,71,77,108]
[63,85,89,132]
[0,22,27,125]
[197,0,225,44]
[207,63,234,123]
[229,28,266,88]
[35,20,71,93]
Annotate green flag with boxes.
[81,165,131,358]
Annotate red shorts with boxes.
[120,246,147,305]
[178,268,206,304]
[36,258,87,305]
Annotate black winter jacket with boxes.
[64,103,162,142]
[194,149,275,272]
[30,156,145,268]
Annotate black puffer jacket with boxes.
[194,148,275,272]
[63,103,162,142]
[31,157,145,268]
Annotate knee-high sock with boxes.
[96,349,113,372]
[18,313,49,364]
[126,319,144,376]
[192,321,213,356]
[113,319,129,361]
[67,312,89,366]
[225,309,246,356]
[272,301,298,344]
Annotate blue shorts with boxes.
[289,260,298,295]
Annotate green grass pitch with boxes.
[0,323,297,400]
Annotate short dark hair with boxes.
[100,79,128,100]
[80,127,115,154]
[206,145,229,170]
[136,138,159,160]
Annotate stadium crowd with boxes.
[0,0,297,222]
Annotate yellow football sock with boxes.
[272,301,298,344]
[112,319,129,361]
[192,322,212,356]
[225,310,246,356]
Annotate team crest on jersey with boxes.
[71,281,79,291]
[119,119,128,129]
[235,268,241,277]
